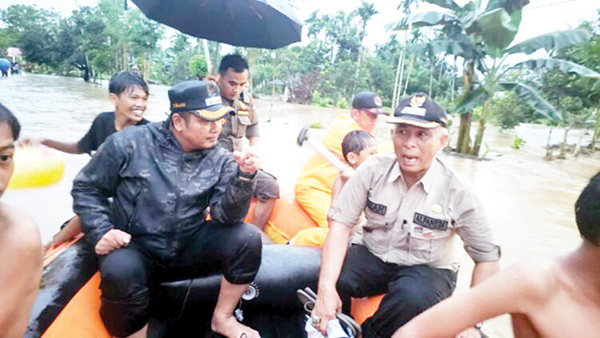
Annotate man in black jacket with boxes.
[72,80,263,338]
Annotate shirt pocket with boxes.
[363,192,393,232]
[408,213,453,265]
[231,115,250,138]
[363,212,393,232]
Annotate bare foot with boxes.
[211,314,260,338]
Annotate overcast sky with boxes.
[2,0,599,49]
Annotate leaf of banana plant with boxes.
[385,11,458,31]
[500,82,562,121]
[506,29,592,55]
[455,86,489,115]
[466,8,522,58]
[512,58,600,79]
[421,0,462,12]
[485,0,530,14]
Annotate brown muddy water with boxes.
[1,74,598,337]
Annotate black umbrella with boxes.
[131,0,303,49]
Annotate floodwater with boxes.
[1,74,598,337]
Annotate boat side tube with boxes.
[26,241,98,337]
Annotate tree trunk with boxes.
[457,113,472,153]
[203,39,213,74]
[451,57,456,101]
[402,54,415,96]
[557,128,569,159]
[353,47,363,94]
[456,61,474,154]
[471,98,491,157]
[574,128,585,158]
[393,49,406,108]
[83,53,92,82]
[545,128,554,160]
[142,57,150,82]
[428,60,434,97]
[592,108,599,151]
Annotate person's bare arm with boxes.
[331,176,344,202]
[248,136,259,149]
[470,260,500,286]
[0,207,43,337]
[450,260,501,338]
[20,136,82,154]
[40,139,83,154]
[311,220,353,334]
[392,262,543,338]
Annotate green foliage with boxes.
[466,8,521,58]
[481,142,490,158]
[395,0,598,156]
[188,53,207,79]
[512,136,526,149]
[312,91,333,107]
[155,33,194,84]
[489,91,535,129]
[500,82,562,122]
[1,0,597,146]
[506,29,592,55]
[336,97,350,109]
[0,28,19,54]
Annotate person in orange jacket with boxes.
[294,91,386,236]
[292,130,377,247]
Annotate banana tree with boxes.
[388,0,600,156]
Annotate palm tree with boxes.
[388,0,600,156]
[352,1,378,92]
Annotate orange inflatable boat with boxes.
[27,188,381,337]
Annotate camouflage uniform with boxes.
[72,120,262,336]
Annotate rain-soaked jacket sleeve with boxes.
[209,156,256,225]
[72,137,127,247]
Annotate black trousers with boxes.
[98,221,262,337]
[337,244,457,338]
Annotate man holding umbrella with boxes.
[208,54,280,238]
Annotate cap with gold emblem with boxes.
[387,93,448,128]
[168,80,234,121]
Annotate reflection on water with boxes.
[1,74,598,337]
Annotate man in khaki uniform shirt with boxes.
[311,93,501,338]
[213,55,280,236]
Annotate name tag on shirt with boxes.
[413,212,448,231]
[367,198,387,215]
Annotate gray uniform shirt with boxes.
[329,154,500,271]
